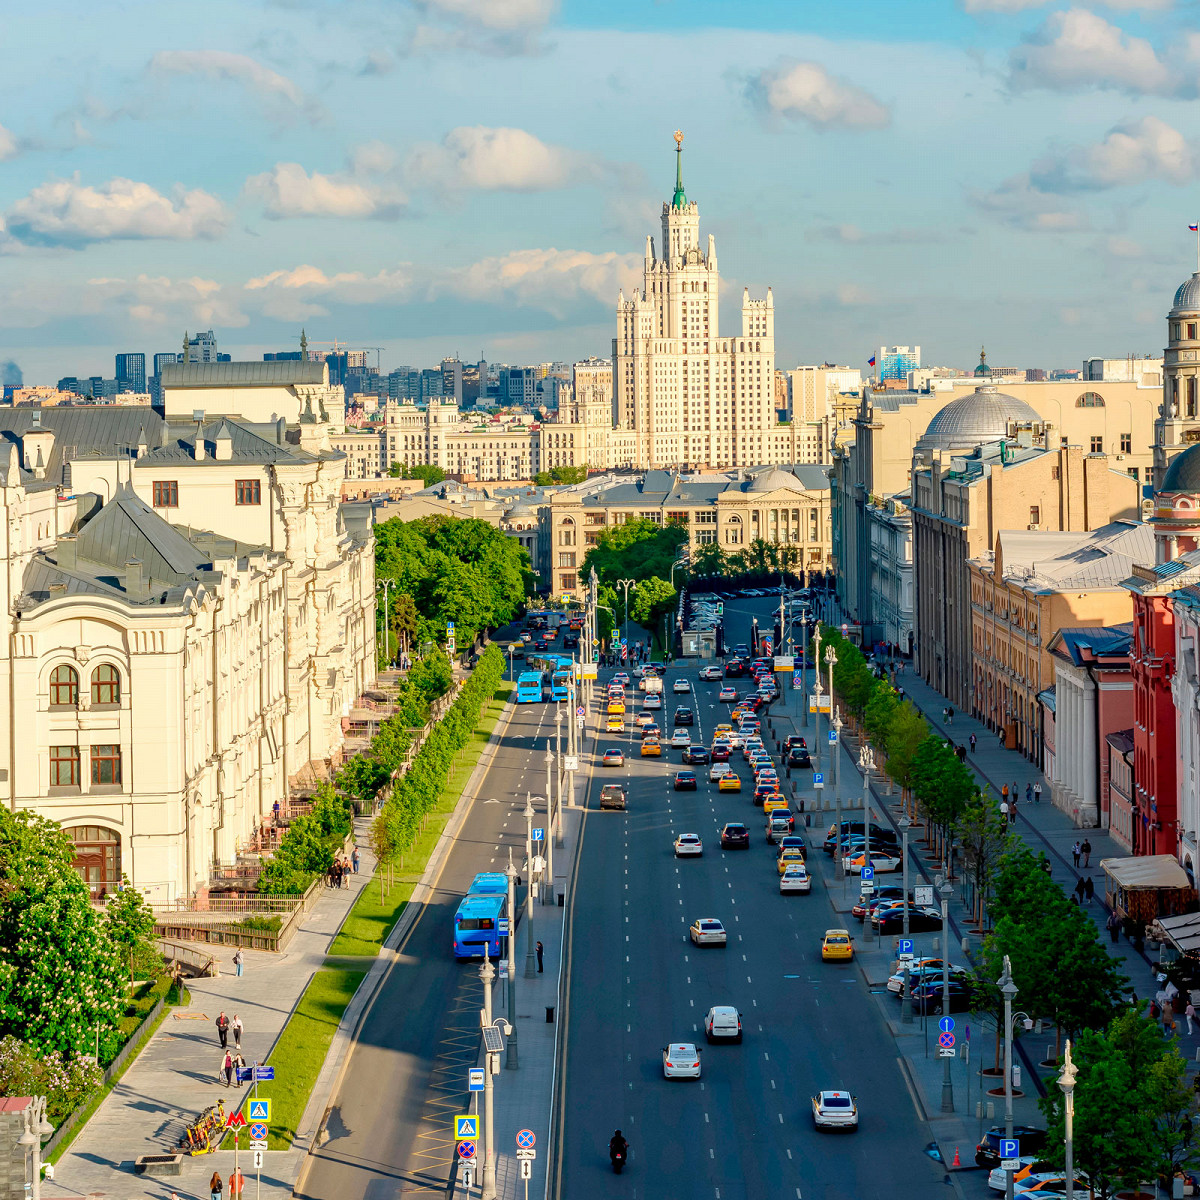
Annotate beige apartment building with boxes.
[968,521,1151,758]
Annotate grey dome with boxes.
[1173,272,1200,314]
[747,467,800,493]
[1162,444,1200,493]
[916,385,1042,453]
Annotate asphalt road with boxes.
[556,597,950,1200]
[298,693,558,1200]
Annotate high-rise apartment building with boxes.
[877,346,921,382]
[115,352,146,394]
[441,357,463,403]
[183,330,219,363]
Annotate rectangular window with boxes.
[50,745,80,788]
[1128,467,1140,481]
[235,479,261,506]
[1090,436,1103,454]
[91,744,122,785]
[152,480,178,508]
[1120,433,1132,453]
[1029,506,1040,524]
[558,553,576,568]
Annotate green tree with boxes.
[629,575,676,627]
[955,796,1010,924]
[534,465,588,486]
[103,878,158,981]
[0,810,125,1055]
[389,463,447,485]
[689,542,728,579]
[883,702,929,796]
[582,519,687,591]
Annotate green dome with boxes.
[974,346,992,377]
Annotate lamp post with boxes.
[506,643,514,683]
[551,711,563,901]
[616,579,636,655]
[504,850,519,1069]
[860,744,875,943]
[811,624,824,774]
[999,955,1019,1200]
[377,578,394,667]
[523,795,538,979]
[799,610,811,727]
[1058,1040,1076,1200]
[831,706,844,898]
[478,952,512,1200]
[17,1096,51,1200]
[899,814,914,1024]
[939,877,954,1112]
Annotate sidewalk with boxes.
[43,827,376,1200]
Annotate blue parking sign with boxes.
[898,939,914,956]
[812,772,824,789]
[828,730,837,744]
[860,865,874,881]
[1000,1139,1019,1159]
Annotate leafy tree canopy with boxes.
[388,463,447,485]
[534,465,588,486]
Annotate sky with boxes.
[1,0,1198,384]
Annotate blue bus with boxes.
[467,872,508,896]
[453,893,508,960]
[550,667,571,702]
[516,670,544,703]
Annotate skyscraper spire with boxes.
[672,130,687,209]
[182,330,190,365]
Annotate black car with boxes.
[975,1126,1048,1169]
[787,745,812,768]
[733,644,751,658]
[784,735,808,751]
[724,660,746,678]
[562,634,579,649]
[711,742,731,761]
[822,822,898,854]
[674,707,694,726]
[874,905,943,934]
[674,771,698,791]
[776,835,807,857]
[534,639,548,651]
[684,745,710,765]
[910,978,973,1014]
[720,822,750,849]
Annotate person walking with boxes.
[1165,1003,1177,1039]
[232,1014,243,1051]
[1107,911,1121,943]
[215,1012,230,1049]
[1188,1001,1197,1036]
[1008,798,1018,824]
[1074,877,1087,904]
[222,1050,234,1088]
[536,940,544,973]
[1081,838,1093,868]
[1025,783,1033,805]
[233,948,244,978]
[1033,781,1042,804]
[1000,800,1010,823]
[969,733,977,754]
[352,847,360,874]
[228,1171,245,1199]
[1072,841,1082,868]
[1001,783,1010,804]
[1084,876,1094,902]
[210,1171,224,1200]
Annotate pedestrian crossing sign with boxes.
[247,1099,271,1122]
[455,1115,478,1140]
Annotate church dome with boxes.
[747,467,799,493]
[1162,444,1200,493]
[1172,272,1200,315]
[916,384,1042,454]
[973,347,992,377]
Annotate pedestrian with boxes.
[1165,1004,1177,1038]
[998,728,1005,748]
[233,948,244,978]
[272,799,281,824]
[1107,911,1121,943]
[222,1050,234,1088]
[969,733,977,753]
[1189,1002,1197,1036]
[947,706,954,725]
[1081,838,1092,868]
[232,1014,243,1050]
[1008,798,1017,824]
[1084,876,1094,902]
[1025,783,1032,805]
[536,940,544,972]
[210,1171,224,1200]
[1074,877,1086,904]
[216,1011,229,1048]
[1000,801,1010,823]
[1072,841,1082,868]
[1002,783,1010,803]
[352,847,360,874]
[1033,781,1042,804]
[233,1052,246,1078]
[228,1171,245,1199]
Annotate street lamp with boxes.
[860,744,875,943]
[18,1096,52,1200]
[478,950,512,1200]
[551,713,563,901]
[504,850,519,1069]
[377,578,394,666]
[523,796,538,979]
[811,624,824,774]
[799,609,811,727]
[616,578,636,656]
[898,814,914,1024]
[1058,1040,1077,1200]
[938,877,954,1112]
[998,955,1019,1200]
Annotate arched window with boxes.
[1076,392,1105,408]
[91,664,121,706]
[65,825,121,898]
[50,665,79,707]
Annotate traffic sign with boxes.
[860,865,874,882]
[249,1123,268,1141]
[457,1140,477,1161]
[938,1016,955,1033]
[249,1141,267,1152]
[516,1130,536,1149]
[813,772,824,789]
[531,827,545,842]
[1001,1159,1021,1172]
[937,1047,956,1058]
[247,1099,271,1122]
[253,1150,264,1169]
[519,1160,532,1181]
[468,1068,485,1092]
[460,1168,475,1189]
[455,1115,478,1140]
[498,918,510,935]
[860,882,874,894]
[447,622,455,633]
[227,1112,247,1128]
[898,938,914,956]
[828,730,837,744]
[237,1067,255,1083]
[516,1149,536,1160]
[1000,1139,1020,1160]
[938,1032,955,1049]
[254,1065,274,1081]
[576,705,585,716]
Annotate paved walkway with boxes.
[43,831,376,1200]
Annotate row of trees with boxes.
[375,516,532,657]
[583,519,687,644]
[369,645,505,893]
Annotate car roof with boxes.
[723,822,746,830]
[782,864,807,873]
[677,831,700,838]
[824,928,850,937]
[668,1042,696,1053]
[708,1005,738,1017]
[695,917,723,926]
[818,1090,851,1100]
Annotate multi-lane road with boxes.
[555,598,949,1200]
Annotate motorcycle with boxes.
[610,1147,626,1174]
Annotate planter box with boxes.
[134,1154,183,1177]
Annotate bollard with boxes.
[558,892,564,908]
[975,1102,982,1119]
[805,813,811,827]
[546,1006,555,1023]
[986,1101,994,1119]
[961,937,970,955]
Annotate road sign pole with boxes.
[940,878,954,1112]
[524,795,537,979]
[900,816,914,1024]
[505,850,519,1070]
[480,950,497,1200]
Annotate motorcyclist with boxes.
[609,1130,628,1163]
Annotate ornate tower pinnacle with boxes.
[300,327,308,357]
[672,130,686,209]
[182,330,190,365]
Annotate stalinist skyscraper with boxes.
[613,131,795,469]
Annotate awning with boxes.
[1100,855,1193,890]
[1153,911,1200,955]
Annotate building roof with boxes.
[1106,728,1135,755]
[1050,623,1133,665]
[160,360,328,388]
[916,384,1042,453]
[137,417,318,466]
[1161,443,1200,493]
[1100,854,1191,891]
[1037,687,1056,713]
[1172,271,1200,315]
[990,521,1154,591]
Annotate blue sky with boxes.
[0,0,1196,383]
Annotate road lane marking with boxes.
[786,1149,792,1160]
[778,1113,784,1123]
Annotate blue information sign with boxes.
[468,1068,485,1092]
[532,827,545,842]
[860,866,874,881]
[254,1065,274,1081]
[938,1016,956,1034]
[1000,1139,1019,1159]
[898,939,914,956]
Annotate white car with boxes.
[662,1042,702,1079]
[674,833,703,857]
[841,850,903,876]
[709,762,731,782]
[643,694,662,710]
[987,1159,1041,1192]
[1013,1174,1086,1195]
[779,864,811,894]
[811,1090,858,1131]
[704,1006,743,1043]
[699,666,723,681]
[689,918,727,946]
[670,728,690,748]
[672,679,690,694]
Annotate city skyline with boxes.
[0,0,1194,383]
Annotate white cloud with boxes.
[834,284,874,306]
[747,59,890,130]
[965,0,1170,11]
[148,51,322,122]
[245,264,415,320]
[244,162,406,220]
[413,0,557,31]
[1009,9,1177,95]
[406,126,579,191]
[5,177,227,246]
[969,174,1087,232]
[1031,116,1198,190]
[0,124,18,161]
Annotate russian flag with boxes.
[1190,223,1198,232]
[868,356,876,367]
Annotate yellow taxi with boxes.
[607,699,625,715]
[606,715,624,732]
[777,847,805,875]
[717,773,742,792]
[640,738,662,757]
[713,723,733,739]
[821,929,854,962]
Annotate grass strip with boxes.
[329,682,513,957]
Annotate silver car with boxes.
[689,918,727,947]
[662,1042,702,1079]
[811,1090,858,1131]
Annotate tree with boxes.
[629,575,676,628]
[389,463,446,486]
[0,810,125,1056]
[582,519,687,592]
[956,796,1011,924]
[883,703,929,797]
[104,878,158,982]
[688,542,728,579]
[534,465,588,486]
